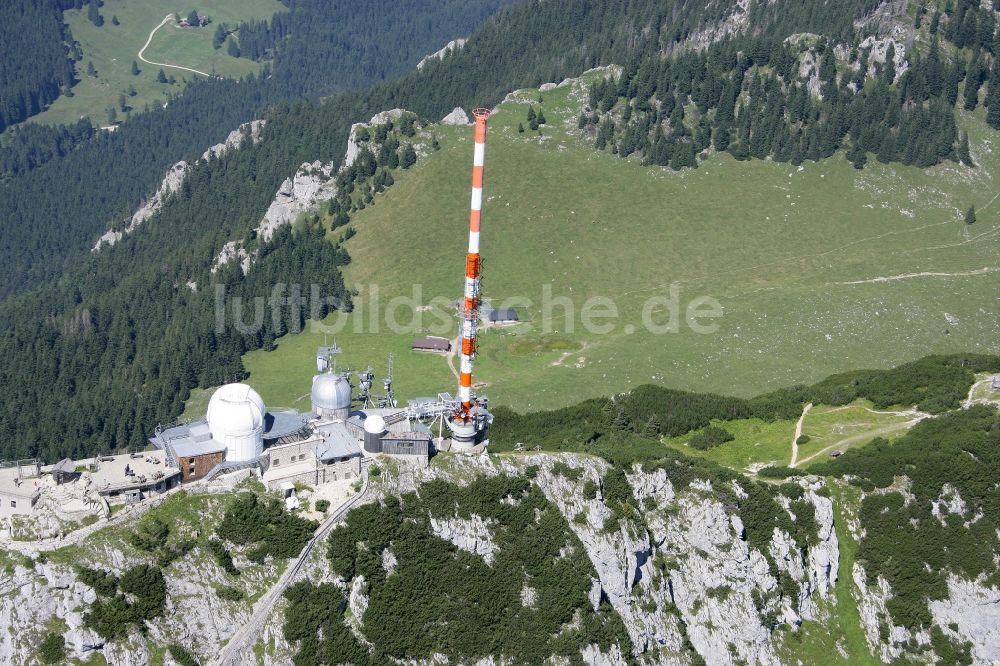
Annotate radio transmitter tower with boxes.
[448,108,494,450]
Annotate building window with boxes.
[10,500,15,508]
[273,459,280,466]
[188,458,195,464]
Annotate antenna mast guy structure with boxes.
[447,108,494,449]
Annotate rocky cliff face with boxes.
[0,490,282,665]
[363,453,840,665]
[93,120,266,251]
[4,454,995,664]
[417,38,467,70]
[213,108,423,275]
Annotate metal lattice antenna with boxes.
[379,353,396,408]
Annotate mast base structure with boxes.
[447,107,494,453]
[447,397,493,451]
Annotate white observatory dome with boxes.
[311,373,352,419]
[363,414,386,435]
[206,383,266,462]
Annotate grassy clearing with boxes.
[663,417,796,471]
[249,69,999,414]
[235,326,454,417]
[969,372,1000,402]
[31,0,282,126]
[658,399,919,473]
[796,401,916,467]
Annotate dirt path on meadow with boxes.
[789,402,812,468]
[138,15,216,79]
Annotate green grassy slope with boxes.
[244,68,1000,413]
[33,0,282,126]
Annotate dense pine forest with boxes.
[0,0,514,300]
[0,0,76,133]
[231,0,519,98]
[582,0,999,170]
[2,0,1000,462]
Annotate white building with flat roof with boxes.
[0,466,41,518]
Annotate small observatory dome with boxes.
[311,372,352,420]
[362,414,386,454]
[207,383,266,462]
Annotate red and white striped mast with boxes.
[451,108,491,445]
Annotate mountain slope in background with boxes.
[244,68,1000,411]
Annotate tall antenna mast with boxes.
[444,106,495,451]
[457,108,490,416]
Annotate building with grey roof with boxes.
[488,307,519,324]
[412,336,451,353]
[261,420,362,490]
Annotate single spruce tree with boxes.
[964,55,982,110]
[131,60,140,75]
[965,205,977,225]
[640,415,661,440]
[400,145,417,169]
[611,406,631,432]
[213,25,226,49]
[156,69,167,83]
[959,132,974,167]
[88,0,103,26]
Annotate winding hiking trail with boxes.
[964,376,1000,408]
[790,403,932,469]
[794,416,928,468]
[789,402,812,468]
[138,15,216,79]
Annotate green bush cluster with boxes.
[37,632,65,664]
[688,426,735,450]
[81,564,167,640]
[167,643,200,666]
[550,461,583,480]
[216,585,244,602]
[205,538,239,576]
[216,493,318,562]
[128,515,196,567]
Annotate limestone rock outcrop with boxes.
[94,120,265,250]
